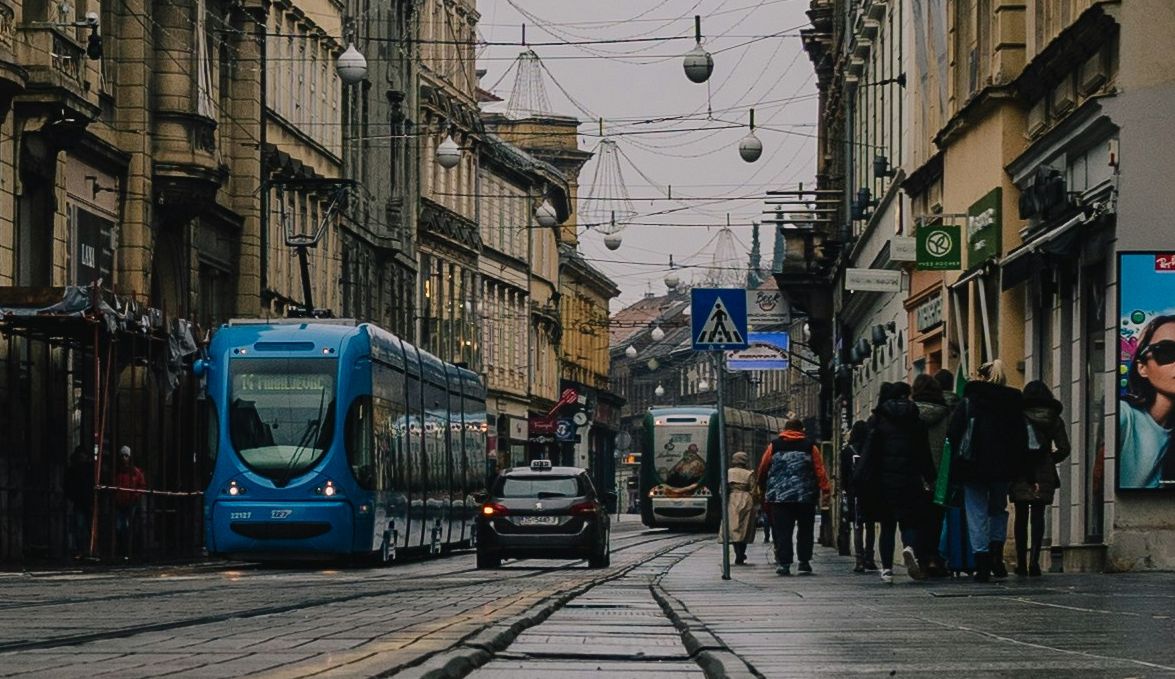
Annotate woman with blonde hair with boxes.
[722,451,758,565]
[947,359,1026,581]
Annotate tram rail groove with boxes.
[650,575,764,679]
[0,530,691,654]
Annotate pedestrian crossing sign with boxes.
[691,288,749,351]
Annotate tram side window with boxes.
[407,373,423,493]
[346,396,377,490]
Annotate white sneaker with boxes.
[902,546,926,581]
[880,568,894,584]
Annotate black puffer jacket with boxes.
[1010,396,1071,504]
[948,381,1026,483]
[856,399,935,521]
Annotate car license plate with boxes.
[518,516,559,526]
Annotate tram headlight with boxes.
[226,480,246,496]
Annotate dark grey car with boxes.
[475,461,612,569]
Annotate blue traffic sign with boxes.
[691,288,749,351]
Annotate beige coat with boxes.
[720,467,757,543]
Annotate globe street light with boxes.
[682,16,713,84]
[436,133,461,169]
[651,325,665,342]
[535,198,559,227]
[603,232,623,250]
[739,108,762,163]
[336,43,368,85]
[654,383,665,398]
[664,272,680,290]
[625,345,637,359]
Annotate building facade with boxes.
[799,0,1175,571]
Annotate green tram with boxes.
[639,407,787,530]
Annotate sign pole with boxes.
[716,351,731,581]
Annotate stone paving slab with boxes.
[660,541,1175,678]
[470,659,706,678]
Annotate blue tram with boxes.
[197,319,487,561]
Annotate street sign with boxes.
[691,288,749,351]
[746,289,790,328]
[916,223,962,270]
[844,268,902,292]
[726,332,790,371]
[555,419,575,442]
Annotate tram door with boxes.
[404,348,424,550]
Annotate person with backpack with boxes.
[855,382,936,584]
[1012,381,1071,576]
[756,419,830,576]
[840,420,877,573]
[947,359,1026,582]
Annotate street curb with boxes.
[651,582,763,679]
[385,539,705,679]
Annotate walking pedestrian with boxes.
[840,420,877,573]
[721,451,758,565]
[948,359,1026,582]
[114,446,147,560]
[1012,381,1071,576]
[912,373,954,577]
[64,445,94,559]
[856,382,936,584]
[756,419,830,576]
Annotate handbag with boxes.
[934,439,961,507]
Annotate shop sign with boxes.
[508,416,527,441]
[967,188,1002,267]
[915,295,943,332]
[725,332,790,371]
[555,419,576,442]
[916,224,961,270]
[746,289,790,327]
[1154,253,1175,272]
[845,268,902,292]
[529,415,556,436]
[890,236,917,262]
[74,208,115,286]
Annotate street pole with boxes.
[716,351,730,581]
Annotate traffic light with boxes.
[623,453,640,465]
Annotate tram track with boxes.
[0,527,677,613]
[0,529,698,654]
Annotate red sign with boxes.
[1155,254,1175,272]
[529,415,557,435]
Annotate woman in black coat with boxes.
[1012,381,1071,576]
[947,359,1027,582]
[856,382,936,583]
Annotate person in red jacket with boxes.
[114,446,147,560]
[756,419,830,575]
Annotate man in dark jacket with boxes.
[947,359,1026,581]
[756,419,830,576]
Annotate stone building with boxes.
[799,0,1175,570]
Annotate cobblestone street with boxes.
[6,525,1173,678]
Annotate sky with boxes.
[474,0,819,310]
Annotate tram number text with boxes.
[229,512,252,520]
[271,510,293,519]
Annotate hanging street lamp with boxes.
[336,43,368,85]
[535,198,559,227]
[436,132,461,169]
[625,345,638,359]
[682,16,713,84]
[739,108,763,163]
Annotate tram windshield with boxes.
[228,358,338,483]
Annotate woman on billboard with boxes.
[1119,315,1175,489]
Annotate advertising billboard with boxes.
[1116,252,1175,490]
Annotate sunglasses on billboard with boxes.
[1140,340,1175,366]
